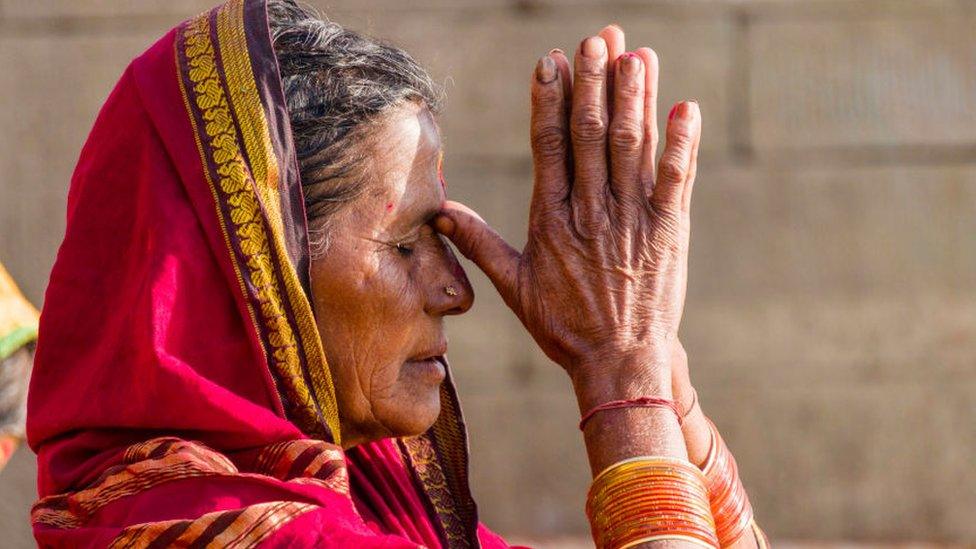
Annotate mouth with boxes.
[405,351,447,383]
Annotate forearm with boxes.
[681,403,757,548]
[575,355,704,549]
[576,360,687,473]
[581,409,697,549]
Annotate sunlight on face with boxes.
[308,102,473,448]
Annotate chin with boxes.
[378,380,443,437]
[373,357,444,436]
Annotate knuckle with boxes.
[571,108,607,142]
[571,205,608,238]
[531,83,562,108]
[531,125,569,158]
[645,125,659,147]
[616,79,642,99]
[608,121,643,151]
[668,123,696,148]
[575,61,605,83]
[658,157,687,184]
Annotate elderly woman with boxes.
[27,0,765,547]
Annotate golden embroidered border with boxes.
[174,13,271,419]
[431,383,477,528]
[108,500,317,548]
[177,11,337,441]
[213,0,341,442]
[400,435,472,549]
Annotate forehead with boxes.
[372,103,441,171]
[352,103,442,231]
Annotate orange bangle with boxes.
[702,419,754,546]
[586,456,719,549]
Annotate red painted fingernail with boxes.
[619,53,641,76]
[668,103,679,121]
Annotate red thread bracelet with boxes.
[579,397,683,431]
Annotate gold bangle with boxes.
[619,534,718,549]
[586,456,719,549]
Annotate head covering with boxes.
[26,1,508,546]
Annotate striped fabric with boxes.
[31,436,348,547]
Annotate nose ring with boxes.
[444,285,458,297]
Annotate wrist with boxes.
[571,349,673,413]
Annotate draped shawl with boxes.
[26,2,511,547]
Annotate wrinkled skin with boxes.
[434,34,701,413]
[309,103,472,449]
[310,26,708,487]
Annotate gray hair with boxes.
[268,0,443,256]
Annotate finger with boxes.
[598,24,625,113]
[570,36,610,232]
[683,104,702,213]
[608,52,645,209]
[530,54,571,223]
[599,24,626,71]
[434,201,520,305]
[650,101,701,213]
[549,48,572,111]
[635,47,660,197]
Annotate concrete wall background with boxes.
[1,0,975,546]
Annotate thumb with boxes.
[434,200,520,303]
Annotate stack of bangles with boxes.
[586,456,719,548]
[581,395,769,548]
[701,417,767,547]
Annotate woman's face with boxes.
[309,102,473,448]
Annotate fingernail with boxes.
[581,36,606,59]
[668,103,679,121]
[548,48,564,57]
[619,52,641,76]
[675,101,697,121]
[536,55,557,83]
[608,23,623,33]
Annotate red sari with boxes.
[26,1,514,547]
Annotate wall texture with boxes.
[1,0,974,546]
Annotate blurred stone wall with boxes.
[1,0,974,546]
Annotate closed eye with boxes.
[395,242,415,256]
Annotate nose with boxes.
[426,235,473,316]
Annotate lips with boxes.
[405,354,447,383]
[409,342,447,363]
